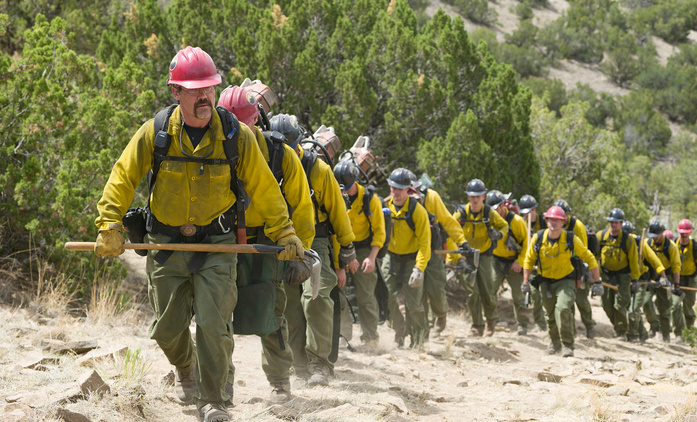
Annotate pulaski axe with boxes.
[65,242,323,299]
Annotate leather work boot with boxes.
[546,342,562,355]
[484,321,496,337]
[269,382,291,403]
[561,346,574,358]
[470,326,484,337]
[199,402,230,422]
[517,325,527,336]
[175,365,196,405]
[585,325,596,339]
[307,366,329,387]
[435,315,447,334]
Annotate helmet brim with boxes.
[387,179,411,190]
[678,228,692,234]
[606,217,624,222]
[519,207,535,214]
[647,232,660,239]
[466,190,487,197]
[169,75,222,89]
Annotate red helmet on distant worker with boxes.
[678,219,694,234]
[167,46,222,89]
[218,86,260,126]
[663,230,675,240]
[543,205,567,221]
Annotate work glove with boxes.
[338,243,357,269]
[283,254,314,286]
[408,267,424,288]
[275,227,305,261]
[590,281,605,298]
[505,235,522,253]
[521,283,531,295]
[458,242,475,257]
[94,225,125,257]
[672,284,683,297]
[630,279,640,294]
[659,276,671,288]
[488,227,504,241]
[457,257,476,274]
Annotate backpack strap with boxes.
[566,229,575,255]
[216,105,245,242]
[568,216,577,232]
[262,130,286,184]
[149,104,179,195]
[392,196,417,233]
[534,229,547,277]
[361,185,377,243]
[504,210,518,244]
[692,239,697,263]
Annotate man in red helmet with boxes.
[677,219,696,330]
[218,86,315,403]
[94,47,304,422]
[522,206,601,357]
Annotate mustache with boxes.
[195,99,212,108]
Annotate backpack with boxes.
[147,104,247,241]
[301,148,333,235]
[598,228,628,258]
[456,204,492,231]
[586,228,600,255]
[389,196,444,251]
[261,130,286,184]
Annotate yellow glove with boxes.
[94,225,125,257]
[275,226,305,261]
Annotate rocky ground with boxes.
[1,250,696,421]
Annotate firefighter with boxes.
[595,208,641,340]
[412,174,467,335]
[332,160,386,344]
[269,114,356,387]
[554,199,597,339]
[522,206,602,357]
[381,168,431,347]
[94,47,304,422]
[487,190,530,335]
[622,220,668,342]
[217,86,315,403]
[453,179,509,337]
[647,220,684,343]
[677,219,696,330]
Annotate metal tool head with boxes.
[304,249,322,299]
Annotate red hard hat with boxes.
[167,46,221,89]
[218,86,260,126]
[663,229,674,240]
[543,205,567,221]
[678,219,693,234]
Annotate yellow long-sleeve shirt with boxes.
[301,148,354,247]
[649,237,681,276]
[596,228,641,279]
[493,210,529,267]
[678,239,697,277]
[452,203,508,253]
[95,107,292,241]
[524,229,599,280]
[629,234,666,276]
[422,188,465,246]
[246,127,315,249]
[385,196,431,272]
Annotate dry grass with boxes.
[667,392,697,421]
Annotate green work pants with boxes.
[681,275,697,328]
[492,257,528,328]
[459,253,498,329]
[600,271,631,335]
[574,274,595,330]
[420,254,449,335]
[351,246,380,342]
[286,237,336,375]
[381,253,425,344]
[655,284,678,336]
[145,231,236,409]
[540,278,576,348]
[671,287,686,336]
[643,289,660,332]
[628,283,651,338]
